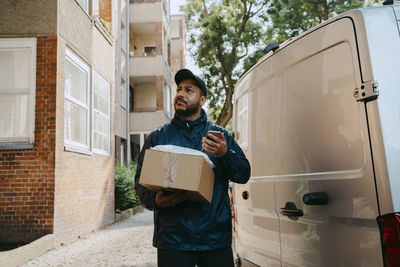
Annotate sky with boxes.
[170,0,202,75]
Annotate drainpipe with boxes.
[126,0,131,164]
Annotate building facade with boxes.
[0,0,129,248]
[115,0,131,165]
[129,0,186,161]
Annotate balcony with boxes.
[129,1,163,24]
[130,53,171,86]
[130,54,163,77]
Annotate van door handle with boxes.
[242,191,249,200]
[280,202,303,218]
[303,192,329,205]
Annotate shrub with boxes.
[115,161,139,212]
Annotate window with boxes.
[0,38,36,147]
[144,46,156,56]
[64,49,90,152]
[131,132,149,162]
[120,143,124,165]
[237,93,248,150]
[92,70,110,155]
[171,20,180,39]
[164,85,171,116]
[76,0,89,13]
[129,86,134,112]
[121,21,127,53]
[121,79,126,109]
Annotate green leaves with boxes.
[183,0,367,126]
[184,0,269,126]
[115,162,139,212]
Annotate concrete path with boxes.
[21,209,156,267]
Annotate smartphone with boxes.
[206,130,224,140]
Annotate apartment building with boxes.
[170,14,186,107]
[0,0,129,256]
[129,0,186,161]
[115,0,131,165]
[170,14,186,75]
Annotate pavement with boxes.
[21,209,157,267]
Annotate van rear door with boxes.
[271,16,382,266]
[233,70,281,266]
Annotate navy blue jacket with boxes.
[134,109,250,251]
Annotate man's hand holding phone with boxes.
[202,131,227,158]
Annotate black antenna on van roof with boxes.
[263,43,280,55]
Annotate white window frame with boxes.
[121,21,127,53]
[76,0,90,14]
[0,38,36,148]
[64,49,91,154]
[92,69,111,155]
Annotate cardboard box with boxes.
[139,149,215,203]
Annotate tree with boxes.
[184,0,377,126]
[183,0,270,127]
[266,0,365,42]
[243,0,369,74]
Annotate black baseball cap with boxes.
[175,69,207,97]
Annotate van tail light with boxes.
[377,212,400,267]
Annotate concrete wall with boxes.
[130,55,165,76]
[130,110,170,132]
[0,0,57,35]
[130,3,163,24]
[54,0,116,246]
[133,83,157,111]
[114,0,129,140]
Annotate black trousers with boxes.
[157,247,234,267]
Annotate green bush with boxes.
[115,161,139,212]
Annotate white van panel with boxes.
[233,14,384,266]
[271,17,380,267]
[361,6,400,212]
[234,76,281,266]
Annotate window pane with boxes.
[121,80,125,108]
[171,20,180,38]
[0,94,29,138]
[65,100,87,145]
[0,50,30,90]
[93,71,110,153]
[94,72,110,115]
[76,0,89,13]
[65,59,88,104]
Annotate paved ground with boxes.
[22,209,157,267]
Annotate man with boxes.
[134,69,250,267]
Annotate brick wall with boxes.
[99,0,112,24]
[0,35,57,243]
[53,40,115,246]
[155,22,162,55]
[156,75,164,110]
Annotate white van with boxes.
[232,2,400,267]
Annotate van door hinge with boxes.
[353,80,379,101]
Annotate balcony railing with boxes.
[130,0,157,4]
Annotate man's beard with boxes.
[174,99,201,117]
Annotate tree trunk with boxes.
[216,83,233,127]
